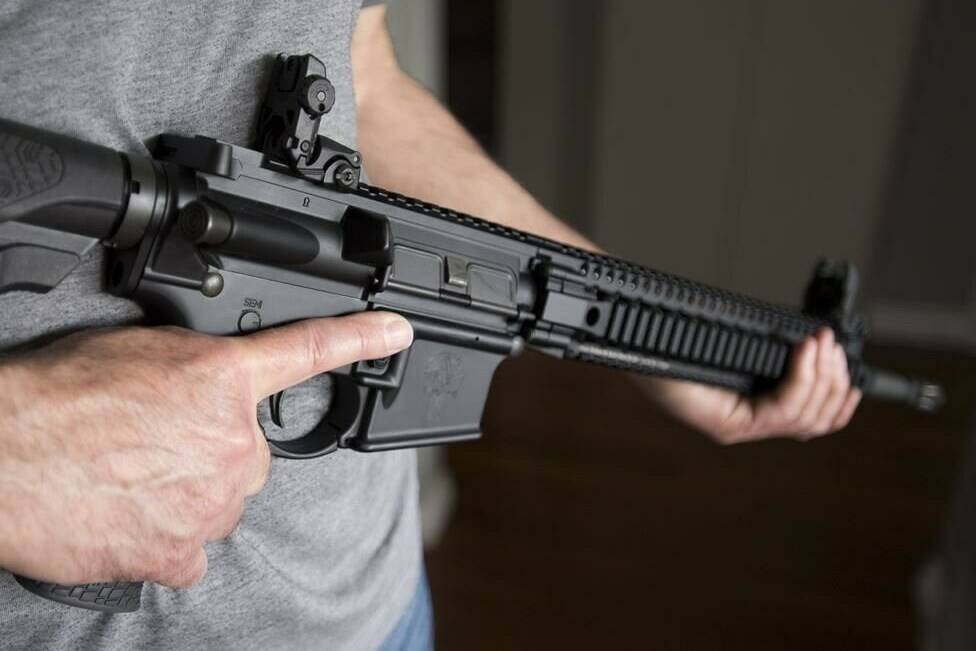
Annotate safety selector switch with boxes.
[238,310,262,333]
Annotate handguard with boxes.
[0,53,944,612]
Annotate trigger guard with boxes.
[262,375,365,459]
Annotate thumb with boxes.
[238,311,413,399]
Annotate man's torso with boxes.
[0,2,420,649]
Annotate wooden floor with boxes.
[424,345,975,650]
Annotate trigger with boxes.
[270,391,285,428]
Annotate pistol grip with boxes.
[14,575,143,613]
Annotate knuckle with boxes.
[169,554,204,587]
[221,426,266,489]
[208,510,241,543]
[163,541,194,569]
[174,479,207,513]
[781,404,803,424]
[296,321,334,369]
[179,486,224,530]
[799,370,818,389]
[202,484,237,520]
[834,411,854,430]
[223,423,259,462]
[148,540,195,583]
[796,360,815,384]
[817,353,831,372]
[181,476,238,526]
[177,565,206,587]
[803,413,821,431]
[794,412,816,432]
[813,366,832,386]
[836,373,851,393]
[830,373,849,397]
[348,322,373,360]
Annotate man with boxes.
[0,1,859,649]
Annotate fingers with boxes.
[239,311,414,399]
[205,495,248,542]
[752,335,817,433]
[792,329,838,436]
[158,547,208,589]
[831,388,862,431]
[244,424,271,497]
[751,328,861,440]
[810,345,851,434]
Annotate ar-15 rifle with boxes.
[0,54,943,612]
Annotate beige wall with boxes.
[498,0,601,230]
[500,0,974,345]
[868,0,976,342]
[590,0,922,304]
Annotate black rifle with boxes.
[0,54,942,613]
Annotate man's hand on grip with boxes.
[0,312,413,588]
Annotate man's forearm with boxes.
[352,12,594,251]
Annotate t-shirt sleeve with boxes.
[362,0,386,6]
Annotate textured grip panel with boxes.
[0,118,126,240]
[14,575,142,613]
[0,132,64,209]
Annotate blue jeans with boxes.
[377,570,434,651]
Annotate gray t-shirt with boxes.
[0,2,421,649]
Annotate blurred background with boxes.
[385,0,975,648]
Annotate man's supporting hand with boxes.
[0,312,413,588]
[644,328,862,444]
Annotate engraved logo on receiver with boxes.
[423,351,464,422]
[0,134,64,208]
